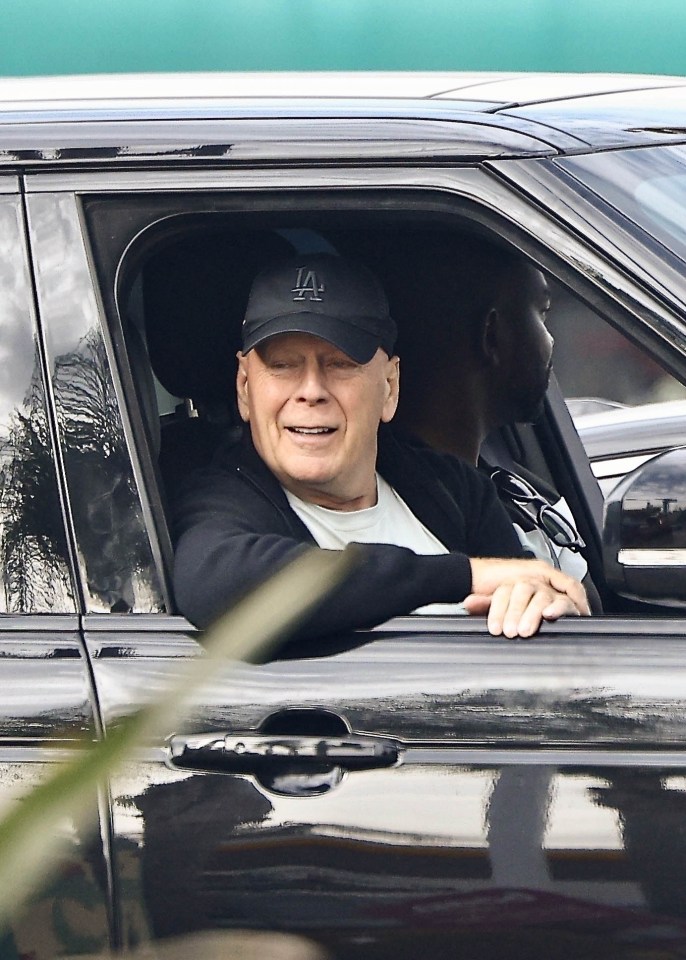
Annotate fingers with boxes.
[543,567,591,617]
[465,557,590,639]
[478,584,581,638]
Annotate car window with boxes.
[547,282,686,495]
[25,192,170,615]
[558,145,686,266]
[79,187,685,622]
[0,195,75,613]
[549,282,686,408]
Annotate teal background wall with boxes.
[2,0,685,77]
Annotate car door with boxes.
[0,183,111,958]
[24,146,686,959]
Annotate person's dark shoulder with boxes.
[387,426,498,496]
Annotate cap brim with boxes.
[242,312,380,364]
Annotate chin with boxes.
[511,380,550,424]
[286,466,338,489]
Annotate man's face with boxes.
[498,265,554,423]
[236,333,399,509]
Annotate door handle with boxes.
[168,731,399,774]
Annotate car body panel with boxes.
[0,71,684,109]
[87,620,686,956]
[578,400,686,458]
[507,85,686,145]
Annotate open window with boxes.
[81,188,686,620]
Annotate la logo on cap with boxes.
[292,267,325,302]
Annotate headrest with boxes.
[142,229,295,403]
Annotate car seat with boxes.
[139,229,295,503]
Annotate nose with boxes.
[295,359,330,404]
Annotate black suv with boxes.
[2,72,686,960]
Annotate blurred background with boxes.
[1,0,686,77]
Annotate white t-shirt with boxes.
[284,474,467,615]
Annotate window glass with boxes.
[557,145,686,264]
[549,282,686,408]
[0,196,75,612]
[27,192,166,614]
[548,281,686,495]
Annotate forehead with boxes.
[257,332,353,359]
[521,264,550,304]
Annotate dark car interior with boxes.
[123,218,569,486]
[79,198,684,620]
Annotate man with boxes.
[173,253,589,642]
[391,233,601,607]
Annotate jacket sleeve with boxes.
[405,442,525,560]
[172,468,474,637]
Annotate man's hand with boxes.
[464,557,591,638]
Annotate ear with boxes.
[381,355,400,423]
[236,351,250,422]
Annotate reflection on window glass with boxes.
[53,329,154,613]
[558,144,686,264]
[0,197,75,613]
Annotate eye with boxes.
[327,357,358,371]
[267,357,296,371]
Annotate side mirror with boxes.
[603,447,686,605]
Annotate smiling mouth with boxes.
[287,427,336,435]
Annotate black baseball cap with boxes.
[241,253,397,363]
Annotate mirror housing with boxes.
[603,447,686,606]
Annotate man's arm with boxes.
[172,470,475,636]
[173,459,589,641]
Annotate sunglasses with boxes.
[490,468,586,552]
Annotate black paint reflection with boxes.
[134,774,273,939]
[594,771,686,918]
[120,762,686,960]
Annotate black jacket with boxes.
[172,426,523,638]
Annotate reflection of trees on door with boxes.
[0,344,73,613]
[52,329,158,612]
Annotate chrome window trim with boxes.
[618,549,686,566]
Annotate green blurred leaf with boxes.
[0,547,354,930]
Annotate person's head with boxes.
[236,254,399,509]
[388,232,553,454]
[479,248,553,425]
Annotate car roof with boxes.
[1,71,686,163]
[1,70,684,108]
